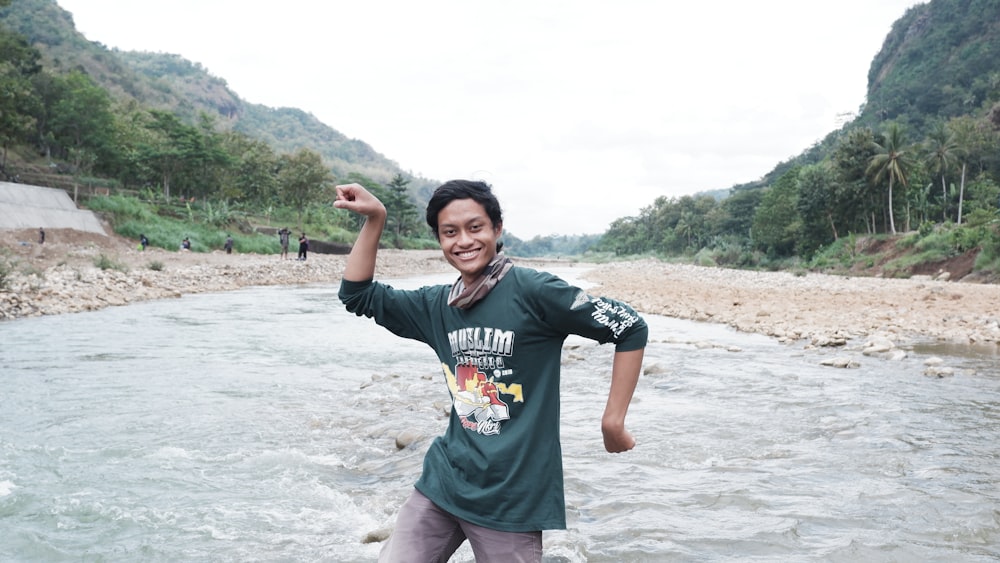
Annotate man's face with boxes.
[436,198,502,285]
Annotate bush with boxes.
[0,252,14,290]
[918,220,935,237]
[974,226,1000,274]
[947,225,989,252]
[94,254,127,272]
[963,208,998,228]
[693,248,717,267]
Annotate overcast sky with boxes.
[57,0,924,238]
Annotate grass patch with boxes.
[94,254,128,272]
[0,251,14,290]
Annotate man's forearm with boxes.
[600,348,643,452]
[343,212,386,282]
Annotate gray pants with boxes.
[379,489,542,563]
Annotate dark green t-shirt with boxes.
[340,266,648,532]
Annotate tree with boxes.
[277,148,332,227]
[106,99,158,191]
[383,173,420,247]
[832,128,880,234]
[924,122,958,221]
[140,110,189,199]
[867,123,913,234]
[48,71,116,176]
[717,188,764,239]
[183,113,235,200]
[751,167,801,257]
[947,115,996,225]
[795,163,839,256]
[0,30,41,170]
[222,134,279,205]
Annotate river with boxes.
[1,270,999,562]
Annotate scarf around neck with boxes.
[447,252,514,309]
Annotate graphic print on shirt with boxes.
[571,290,642,339]
[443,326,523,436]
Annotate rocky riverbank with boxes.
[2,228,999,350]
[584,259,1000,347]
[0,228,454,319]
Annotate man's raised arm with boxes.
[333,183,387,282]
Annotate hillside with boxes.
[864,0,1000,133]
[0,0,437,195]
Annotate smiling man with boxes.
[335,179,647,563]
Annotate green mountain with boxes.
[0,0,438,197]
[864,0,1000,131]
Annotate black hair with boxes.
[425,180,504,249]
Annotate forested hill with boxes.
[863,0,1000,132]
[0,0,437,196]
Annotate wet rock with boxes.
[862,337,895,355]
[643,363,668,376]
[395,429,423,450]
[885,349,908,361]
[820,357,860,369]
[924,366,955,378]
[361,527,392,544]
[811,333,848,347]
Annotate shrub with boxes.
[918,220,935,237]
[693,248,717,267]
[147,261,165,271]
[0,253,14,290]
[94,254,128,272]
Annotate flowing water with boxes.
[1,269,999,562]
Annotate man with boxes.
[297,232,308,260]
[278,227,291,259]
[335,180,647,562]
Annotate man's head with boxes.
[426,180,504,284]
[426,180,503,240]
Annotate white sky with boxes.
[57,0,924,238]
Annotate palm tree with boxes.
[947,116,981,225]
[867,123,912,235]
[924,123,957,222]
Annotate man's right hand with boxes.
[336,183,387,282]
[334,183,386,219]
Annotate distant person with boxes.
[139,234,149,251]
[38,227,45,244]
[224,235,234,254]
[298,233,308,261]
[181,237,191,251]
[278,227,291,259]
